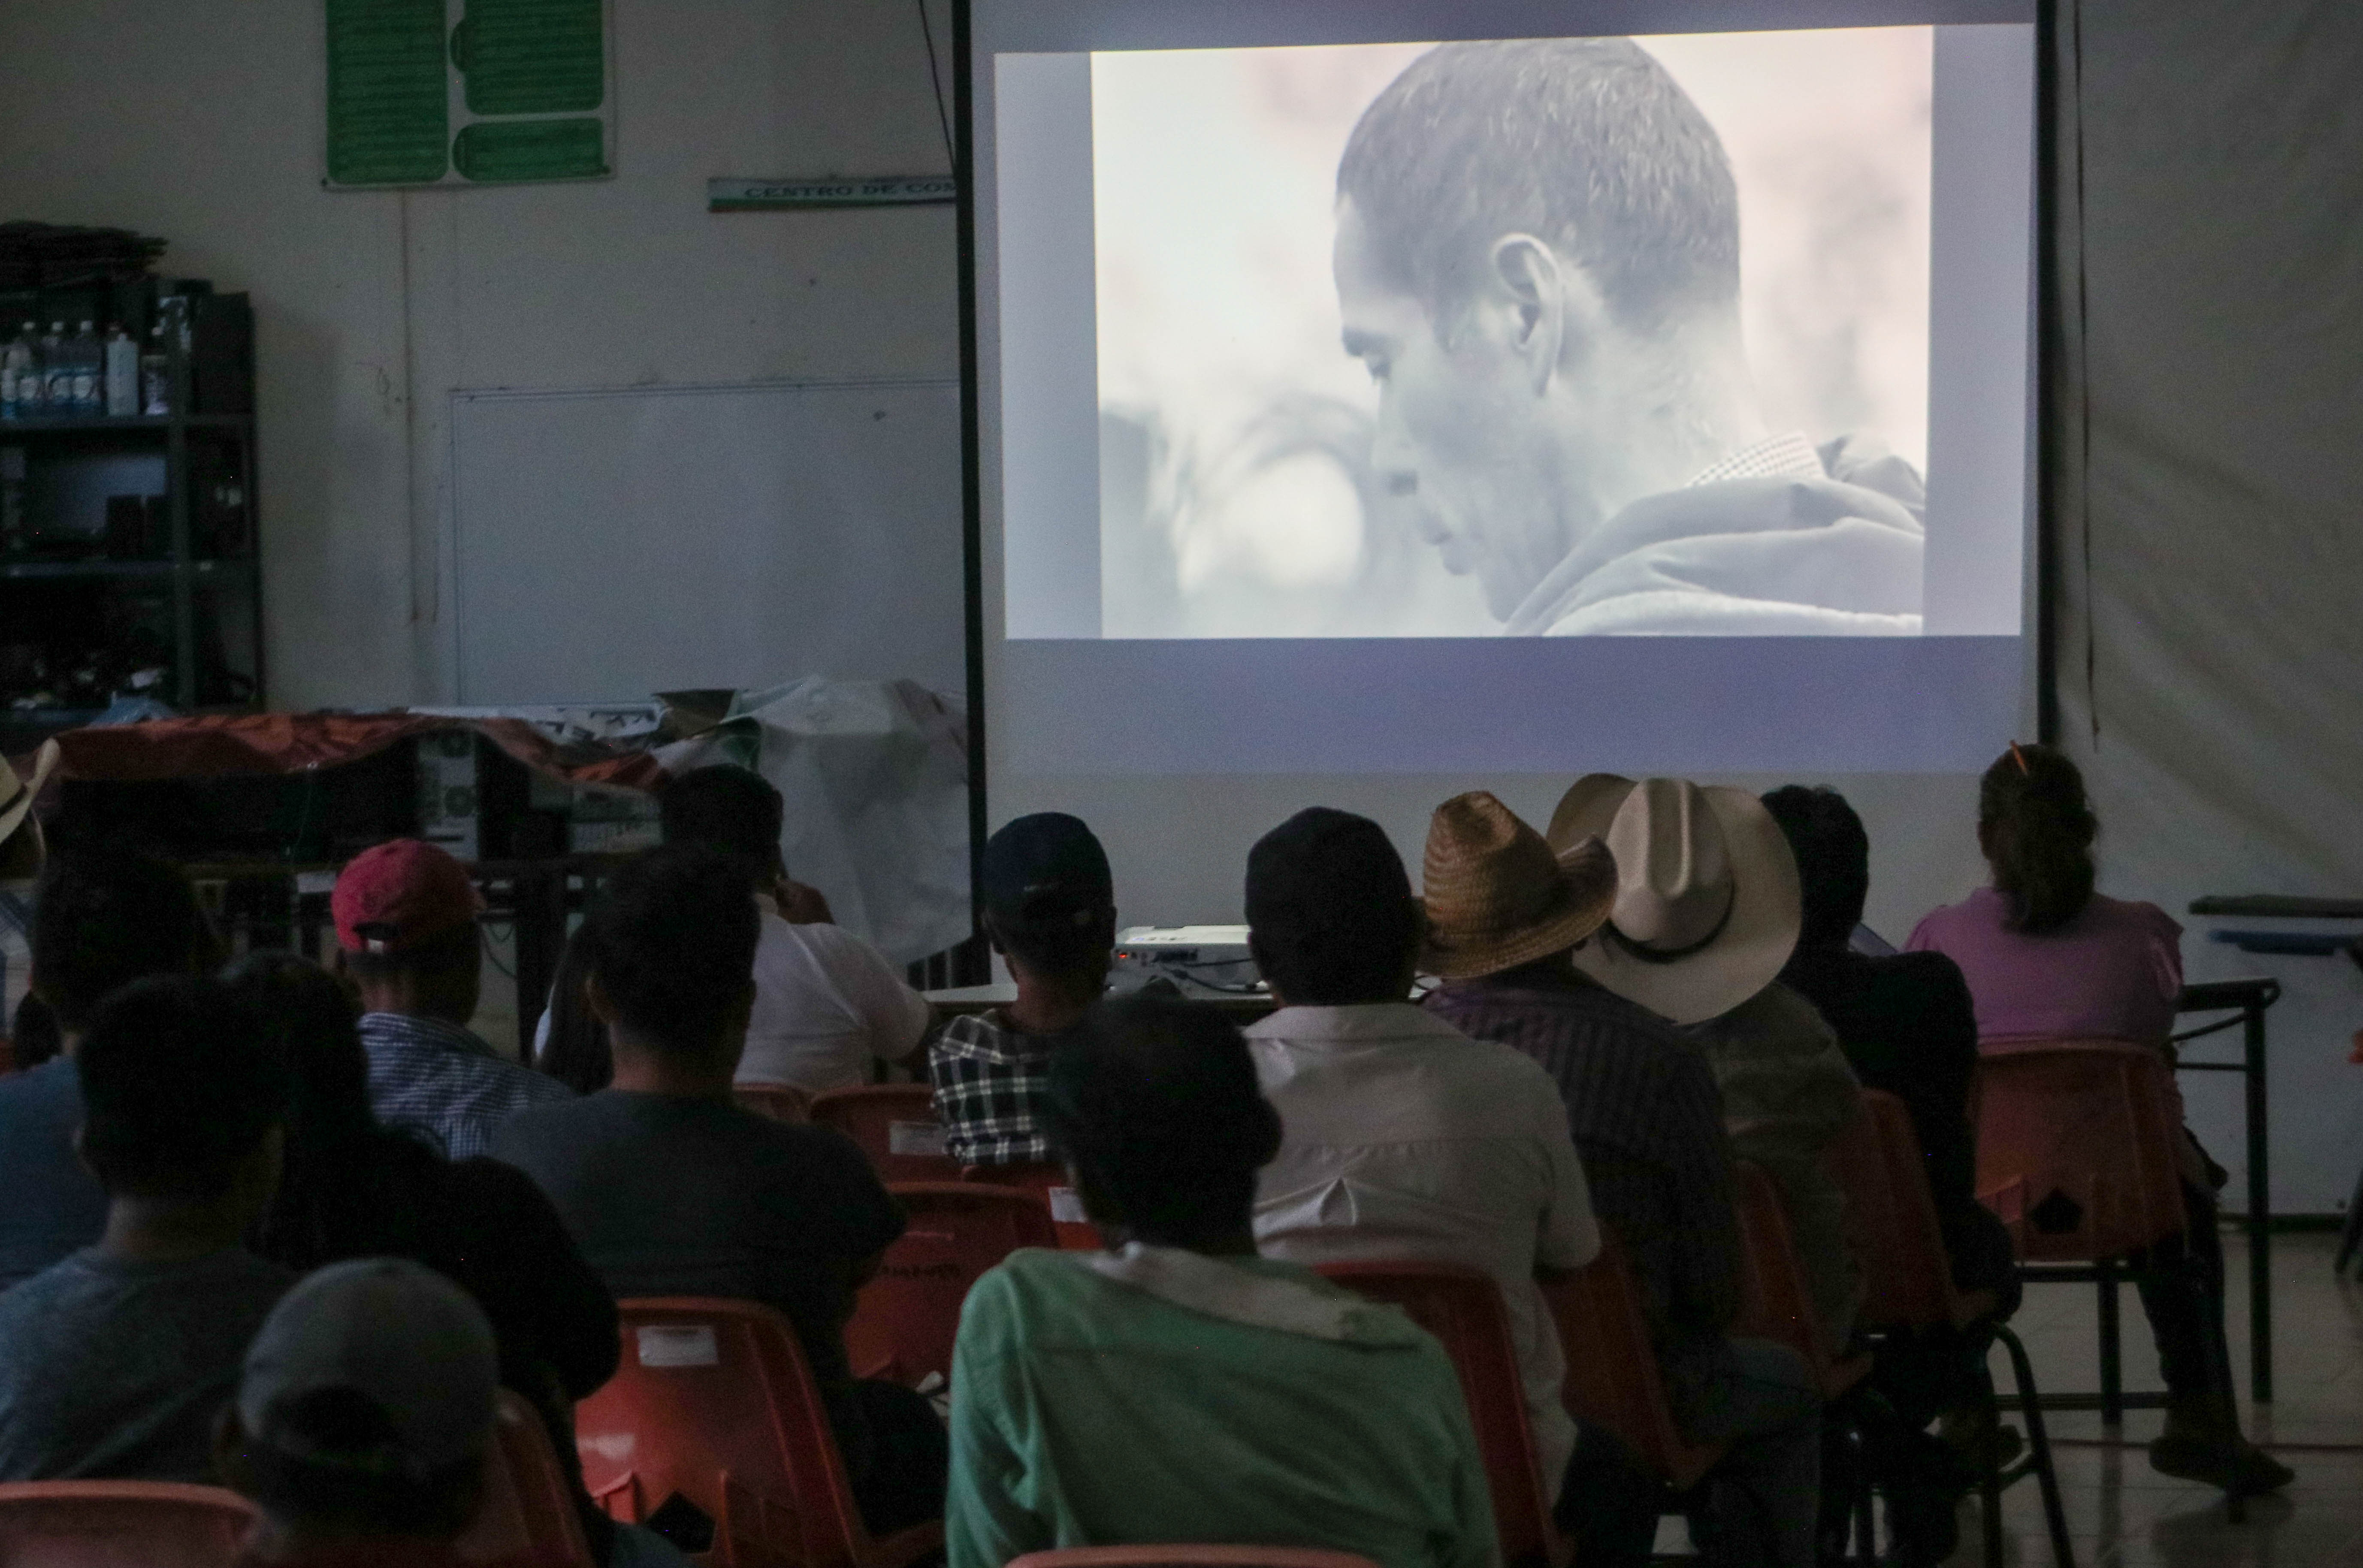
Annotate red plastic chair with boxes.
[1314,1262,1569,1568]
[1823,1092,2074,1568]
[0,1481,254,1568]
[732,1082,813,1124]
[1973,1040,2187,1264]
[808,1086,963,1182]
[1731,1162,1872,1401]
[575,1298,942,1568]
[1542,1228,1725,1492]
[459,1388,597,1567]
[1008,1550,1381,1568]
[961,1162,1103,1251]
[843,1182,1059,1387]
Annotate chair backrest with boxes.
[458,1389,596,1567]
[577,1298,941,1568]
[1973,1039,2188,1262]
[1007,1550,1382,1568]
[1540,1228,1724,1493]
[961,1162,1103,1251]
[844,1183,1060,1388]
[807,1085,963,1182]
[1822,1091,1965,1332]
[1314,1262,1562,1568]
[733,1083,812,1124]
[1731,1162,1830,1369]
[0,1481,254,1568]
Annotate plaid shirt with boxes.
[1424,971,1742,1360]
[360,1012,572,1161]
[927,1010,1067,1167]
[1685,429,1826,488]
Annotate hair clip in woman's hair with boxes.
[2009,742,2031,775]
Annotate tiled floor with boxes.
[1961,1230,2363,1566]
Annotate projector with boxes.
[1113,925,1258,980]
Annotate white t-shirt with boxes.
[1245,1001,1601,1498]
[735,901,933,1092]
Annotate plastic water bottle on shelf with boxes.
[141,321,171,416]
[40,323,69,412]
[104,326,138,417]
[69,323,101,414]
[0,326,33,419]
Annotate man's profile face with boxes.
[1334,198,1574,620]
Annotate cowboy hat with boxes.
[0,740,59,880]
[1547,774,1801,1025]
[1419,790,1617,980]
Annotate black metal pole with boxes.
[2245,996,2272,1402]
[2032,0,2064,745]
[951,0,989,986]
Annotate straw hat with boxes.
[0,740,58,881]
[1546,775,1801,1025]
[1419,791,1617,980]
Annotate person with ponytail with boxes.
[1908,743,2291,1498]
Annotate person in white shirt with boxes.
[1241,806,1606,1509]
[660,766,931,1092]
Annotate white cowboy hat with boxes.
[1547,774,1801,1025]
[1,739,60,880]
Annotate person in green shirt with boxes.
[946,995,1501,1568]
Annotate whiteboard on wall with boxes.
[449,380,965,704]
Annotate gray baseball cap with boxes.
[239,1259,499,1478]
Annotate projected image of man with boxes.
[1335,38,1927,636]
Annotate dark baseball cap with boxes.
[1245,807,1412,929]
[981,813,1112,930]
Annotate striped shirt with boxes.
[359,1012,572,1161]
[927,1010,1070,1168]
[1424,970,1744,1360]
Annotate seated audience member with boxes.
[1242,805,1603,1501]
[1423,791,1819,1568]
[1909,743,2290,1495]
[0,976,293,1481]
[1762,785,2017,1302]
[659,765,931,1091]
[492,846,944,1533]
[930,813,1114,1167]
[226,954,618,1438]
[216,1258,500,1568]
[1761,785,2017,1562]
[947,994,1497,1568]
[0,843,211,1291]
[1552,776,1863,1352]
[335,839,569,1158]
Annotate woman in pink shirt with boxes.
[1910,744,2289,1498]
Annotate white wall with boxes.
[0,0,959,709]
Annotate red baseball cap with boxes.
[333,840,483,955]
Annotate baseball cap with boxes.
[1245,807,1413,929]
[332,840,482,955]
[239,1259,499,1479]
[980,813,1112,931]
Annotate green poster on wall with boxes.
[326,0,612,187]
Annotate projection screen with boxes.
[971,0,2039,783]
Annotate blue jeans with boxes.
[1671,1337,1824,1568]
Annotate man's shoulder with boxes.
[934,1009,1051,1065]
[767,914,897,972]
[0,1055,76,1114]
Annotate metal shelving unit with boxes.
[1,289,259,744]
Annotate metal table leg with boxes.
[2096,1258,2121,1425]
